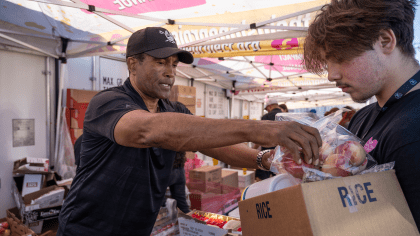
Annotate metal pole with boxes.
[45,57,51,165]
[92,56,96,90]
[54,62,66,165]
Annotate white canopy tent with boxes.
[0,0,351,106]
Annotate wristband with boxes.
[256,150,271,171]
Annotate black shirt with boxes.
[260,108,282,151]
[348,89,420,231]
[261,108,283,123]
[57,79,192,236]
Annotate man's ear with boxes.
[126,57,137,75]
[377,29,397,55]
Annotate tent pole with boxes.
[54,62,66,167]
[45,57,51,166]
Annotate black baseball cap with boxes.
[126,27,194,64]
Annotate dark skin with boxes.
[114,53,323,169]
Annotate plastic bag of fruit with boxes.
[275,112,320,125]
[269,110,378,179]
[301,162,395,183]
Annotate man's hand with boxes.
[251,121,322,166]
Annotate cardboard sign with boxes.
[238,170,419,236]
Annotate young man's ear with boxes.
[378,29,397,55]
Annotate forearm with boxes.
[199,143,260,169]
[133,112,253,151]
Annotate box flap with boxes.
[23,185,64,204]
[238,185,313,236]
[301,170,419,236]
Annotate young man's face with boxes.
[131,53,179,99]
[327,42,387,103]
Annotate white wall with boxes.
[242,100,250,119]
[250,102,263,120]
[232,99,241,119]
[194,81,205,117]
[0,50,50,218]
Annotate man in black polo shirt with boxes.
[303,0,420,231]
[57,27,323,236]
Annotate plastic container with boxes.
[241,173,300,200]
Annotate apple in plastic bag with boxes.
[319,142,334,163]
[334,140,366,166]
[321,141,367,177]
[281,152,316,179]
[321,154,353,177]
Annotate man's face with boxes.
[131,54,179,99]
[327,43,387,103]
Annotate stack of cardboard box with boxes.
[169,85,196,115]
[188,166,241,214]
[11,157,69,235]
[65,89,98,144]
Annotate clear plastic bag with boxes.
[270,109,378,180]
[275,112,320,126]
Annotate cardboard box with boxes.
[178,210,241,236]
[22,174,43,197]
[6,208,37,236]
[185,152,196,160]
[189,191,226,214]
[66,88,97,109]
[7,208,59,235]
[238,170,419,236]
[13,176,65,224]
[189,166,222,193]
[13,158,49,175]
[221,170,239,194]
[169,85,196,106]
[69,128,83,145]
[70,108,87,129]
[186,105,196,115]
[228,169,255,188]
[190,166,222,183]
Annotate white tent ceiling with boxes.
[0,0,352,106]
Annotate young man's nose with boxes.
[327,63,342,82]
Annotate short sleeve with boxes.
[83,90,144,142]
[171,101,193,115]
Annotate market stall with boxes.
[0,0,395,235]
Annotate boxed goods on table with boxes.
[190,187,241,215]
[169,85,196,106]
[188,166,222,194]
[228,169,255,189]
[178,210,241,236]
[238,170,419,236]
[221,169,239,194]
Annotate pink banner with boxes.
[80,0,206,14]
[255,54,307,73]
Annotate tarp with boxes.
[1,0,350,105]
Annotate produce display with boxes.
[271,110,376,180]
[0,222,10,236]
[190,212,241,231]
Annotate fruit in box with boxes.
[190,212,241,230]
